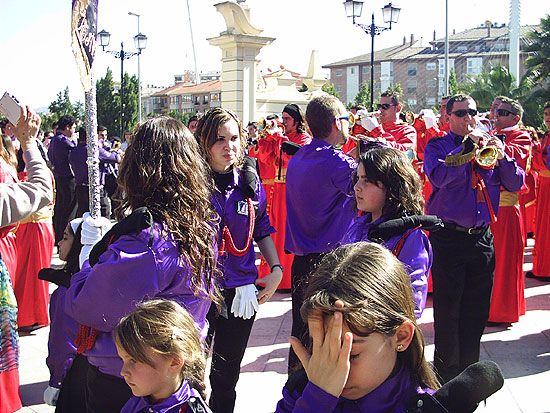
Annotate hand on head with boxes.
[289,300,352,397]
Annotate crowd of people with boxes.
[0,91,549,413]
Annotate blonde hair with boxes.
[114,299,207,398]
[301,242,439,390]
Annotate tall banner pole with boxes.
[71,0,101,219]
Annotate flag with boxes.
[71,0,99,92]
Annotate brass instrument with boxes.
[445,136,499,169]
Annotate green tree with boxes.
[322,82,340,99]
[385,83,403,96]
[41,87,84,131]
[354,82,370,108]
[96,68,117,134]
[524,14,550,86]
[449,69,459,95]
[168,110,196,126]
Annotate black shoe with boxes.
[527,232,534,239]
[486,321,504,327]
[18,323,43,333]
[526,271,550,281]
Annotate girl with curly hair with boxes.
[64,117,218,413]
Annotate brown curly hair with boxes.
[116,116,218,297]
[356,147,424,218]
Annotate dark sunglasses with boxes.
[377,103,396,110]
[451,109,478,118]
[496,108,516,117]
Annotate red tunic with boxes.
[531,132,550,278]
[258,131,311,289]
[367,121,417,153]
[488,127,531,322]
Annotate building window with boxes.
[407,79,417,93]
[427,97,436,106]
[427,78,437,88]
[335,69,344,77]
[350,67,355,75]
[407,98,417,107]
[426,62,436,71]
[494,42,506,51]
[203,94,209,104]
[407,63,417,76]
[467,57,483,75]
[456,45,468,52]
[362,66,370,75]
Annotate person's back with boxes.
[48,131,75,178]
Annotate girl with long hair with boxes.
[115,299,210,412]
[277,242,439,412]
[196,107,282,413]
[342,146,431,317]
[64,116,218,413]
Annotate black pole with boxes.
[120,42,124,138]
[369,13,375,112]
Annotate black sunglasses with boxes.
[377,103,396,110]
[451,109,478,118]
[496,108,516,117]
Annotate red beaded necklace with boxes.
[219,198,255,257]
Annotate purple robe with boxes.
[47,132,76,178]
[120,380,201,413]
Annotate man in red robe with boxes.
[361,91,417,155]
[258,105,311,289]
[488,97,532,323]
[527,101,550,281]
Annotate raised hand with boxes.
[289,300,353,397]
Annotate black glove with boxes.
[368,215,443,243]
[241,155,260,199]
[38,268,72,288]
[281,141,302,156]
[88,207,154,267]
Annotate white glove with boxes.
[355,109,370,125]
[421,109,437,129]
[231,284,259,319]
[44,386,60,406]
[79,212,113,267]
[362,116,380,132]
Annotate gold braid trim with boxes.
[445,138,478,167]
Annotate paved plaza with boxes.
[17,240,550,412]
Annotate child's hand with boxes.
[289,300,352,398]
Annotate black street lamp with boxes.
[97,28,147,136]
[343,1,401,111]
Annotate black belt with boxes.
[444,222,488,235]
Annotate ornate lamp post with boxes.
[343,1,401,111]
[97,27,147,136]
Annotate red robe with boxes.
[367,121,417,153]
[531,132,550,278]
[0,160,18,284]
[488,127,531,322]
[258,130,311,289]
[14,205,54,327]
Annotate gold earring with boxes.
[397,344,404,352]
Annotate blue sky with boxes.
[0,0,545,109]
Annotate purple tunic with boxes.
[212,168,275,289]
[285,138,357,255]
[424,132,524,227]
[275,364,431,413]
[341,215,431,317]
[69,142,120,186]
[64,223,212,377]
[47,132,77,178]
[46,286,78,387]
[120,380,200,413]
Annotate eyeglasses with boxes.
[450,109,478,118]
[496,108,515,117]
[377,103,396,110]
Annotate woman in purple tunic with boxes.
[342,146,431,317]
[196,107,282,413]
[64,117,218,413]
[277,242,440,413]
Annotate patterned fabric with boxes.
[0,258,18,373]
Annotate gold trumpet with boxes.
[445,139,499,169]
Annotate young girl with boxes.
[115,299,210,413]
[195,107,282,413]
[64,117,218,413]
[341,146,431,317]
[40,218,88,411]
[277,242,439,412]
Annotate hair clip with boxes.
[171,327,181,340]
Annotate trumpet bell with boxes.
[475,145,499,169]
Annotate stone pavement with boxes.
[17,240,550,412]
